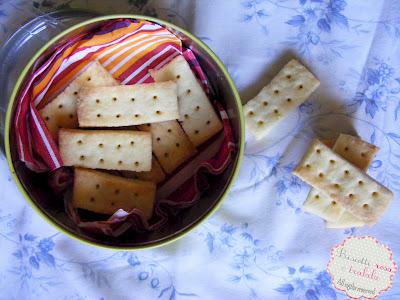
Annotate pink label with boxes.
[327,236,397,299]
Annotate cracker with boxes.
[59,129,151,172]
[150,55,223,146]
[293,139,393,225]
[73,168,155,219]
[138,120,197,173]
[303,189,344,222]
[120,156,166,184]
[326,211,365,229]
[40,61,118,139]
[243,59,320,140]
[324,134,377,227]
[332,134,379,170]
[77,81,179,127]
[304,135,377,223]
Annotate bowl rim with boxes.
[4,14,244,250]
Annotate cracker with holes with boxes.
[40,61,118,140]
[150,55,223,146]
[243,59,320,140]
[293,139,393,225]
[77,81,179,127]
[325,134,378,228]
[120,157,166,184]
[73,168,155,219]
[332,134,379,166]
[303,134,379,223]
[59,129,151,172]
[138,120,197,173]
[304,189,344,222]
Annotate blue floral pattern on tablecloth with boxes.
[1,0,400,299]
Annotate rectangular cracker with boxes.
[59,129,152,172]
[40,61,118,140]
[293,139,393,225]
[325,134,378,227]
[243,59,320,140]
[150,55,223,146]
[120,156,166,184]
[77,81,179,127]
[73,168,155,219]
[138,120,197,173]
[303,134,378,223]
[332,134,379,170]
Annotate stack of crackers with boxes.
[243,59,393,228]
[293,136,393,228]
[40,56,223,219]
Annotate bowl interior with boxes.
[7,16,243,249]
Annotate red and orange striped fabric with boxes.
[14,19,182,171]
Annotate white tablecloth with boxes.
[1,0,399,299]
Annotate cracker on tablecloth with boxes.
[294,139,392,225]
[243,59,319,140]
[303,134,378,225]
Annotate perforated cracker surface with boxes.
[59,129,152,172]
[40,61,118,139]
[150,55,223,146]
[77,81,179,127]
[73,168,155,219]
[243,59,319,140]
[138,120,197,173]
[294,139,392,225]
